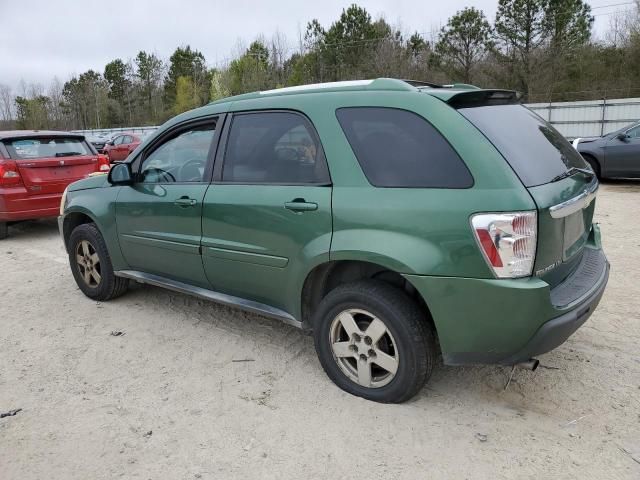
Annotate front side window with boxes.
[139,124,216,183]
[336,107,473,188]
[113,136,124,145]
[626,125,640,138]
[222,112,330,184]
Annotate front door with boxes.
[202,111,332,316]
[605,125,640,177]
[116,119,219,286]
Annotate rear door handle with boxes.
[284,199,318,212]
[174,196,198,207]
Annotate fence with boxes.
[70,97,640,141]
[526,97,640,139]
[70,126,159,138]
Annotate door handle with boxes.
[174,196,197,207]
[284,199,318,212]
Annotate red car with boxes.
[103,133,142,162]
[0,130,111,239]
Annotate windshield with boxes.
[459,104,587,187]
[4,137,92,159]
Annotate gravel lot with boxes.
[1,182,639,480]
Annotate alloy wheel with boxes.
[329,308,399,388]
[75,240,102,288]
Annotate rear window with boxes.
[459,105,587,187]
[336,107,473,188]
[4,137,92,159]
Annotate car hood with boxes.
[67,173,109,192]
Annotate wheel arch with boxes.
[62,210,100,252]
[580,151,602,178]
[300,259,437,342]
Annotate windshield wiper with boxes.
[55,151,83,157]
[550,167,594,183]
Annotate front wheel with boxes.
[68,223,129,301]
[313,280,436,403]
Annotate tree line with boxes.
[1,0,639,131]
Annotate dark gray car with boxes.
[575,122,640,179]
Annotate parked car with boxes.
[86,134,111,154]
[0,130,110,239]
[103,133,142,162]
[574,121,640,179]
[59,79,609,403]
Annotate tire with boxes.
[312,280,436,403]
[0,222,7,240]
[68,223,129,301]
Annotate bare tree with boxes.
[0,83,14,122]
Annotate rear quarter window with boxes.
[336,107,473,188]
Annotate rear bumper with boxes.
[0,187,61,222]
[497,259,608,364]
[405,237,609,366]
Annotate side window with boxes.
[626,125,640,138]
[222,112,330,184]
[123,135,133,144]
[113,136,124,145]
[336,107,473,188]
[139,124,216,184]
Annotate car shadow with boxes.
[5,218,60,240]
[119,282,570,409]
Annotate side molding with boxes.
[115,270,301,328]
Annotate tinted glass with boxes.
[223,112,330,184]
[4,137,91,159]
[460,104,587,187]
[336,107,473,188]
[140,125,215,183]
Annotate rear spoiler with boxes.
[424,89,520,109]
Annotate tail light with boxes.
[471,211,537,278]
[97,155,111,172]
[0,161,23,186]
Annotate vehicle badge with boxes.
[59,160,65,165]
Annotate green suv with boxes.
[59,79,609,403]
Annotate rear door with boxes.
[201,111,332,315]
[115,118,220,286]
[604,125,640,177]
[459,104,597,287]
[115,135,133,161]
[5,137,99,195]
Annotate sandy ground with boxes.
[1,182,639,480]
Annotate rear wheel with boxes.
[68,223,128,301]
[0,222,7,240]
[313,280,436,403]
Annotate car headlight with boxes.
[60,187,69,215]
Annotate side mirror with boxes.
[108,162,133,185]
[616,132,630,142]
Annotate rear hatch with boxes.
[4,136,99,195]
[442,92,597,288]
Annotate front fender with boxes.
[63,185,127,270]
